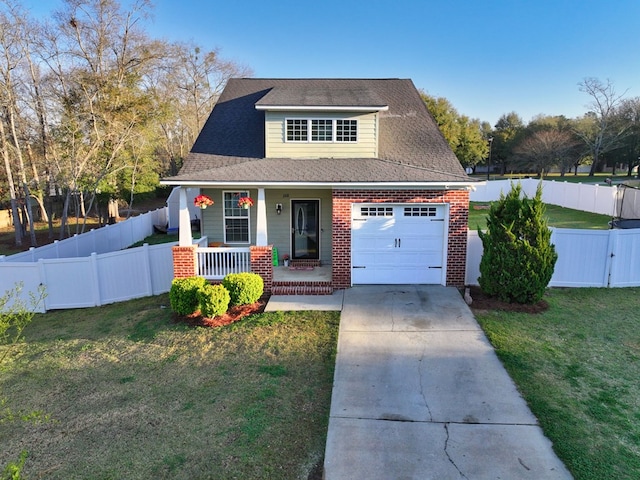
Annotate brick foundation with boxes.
[331,189,469,288]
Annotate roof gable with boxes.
[176,78,470,184]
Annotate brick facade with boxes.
[250,245,273,294]
[331,189,469,288]
[172,245,197,278]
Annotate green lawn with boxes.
[469,202,612,230]
[0,295,339,479]
[474,287,640,480]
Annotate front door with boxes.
[291,199,319,260]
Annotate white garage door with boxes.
[351,204,447,284]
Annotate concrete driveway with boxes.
[323,285,572,479]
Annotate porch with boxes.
[194,245,334,295]
[272,263,333,295]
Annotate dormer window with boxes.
[312,120,333,141]
[286,119,358,143]
[336,120,357,142]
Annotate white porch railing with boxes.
[196,247,251,279]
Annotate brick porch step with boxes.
[288,259,321,268]
[271,281,333,295]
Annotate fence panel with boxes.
[0,262,45,313]
[148,242,178,294]
[467,228,640,288]
[548,229,611,287]
[40,257,98,309]
[465,231,483,286]
[469,179,617,216]
[609,230,640,287]
[3,207,167,262]
[95,249,153,304]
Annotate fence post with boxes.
[142,243,153,296]
[604,229,618,287]
[90,252,102,307]
[38,258,49,312]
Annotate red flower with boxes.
[238,196,254,208]
[194,194,214,208]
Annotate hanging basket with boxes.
[237,196,254,209]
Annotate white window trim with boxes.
[285,118,358,143]
[336,119,359,143]
[222,190,251,244]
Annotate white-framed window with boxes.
[223,191,250,243]
[285,118,358,143]
[311,119,333,141]
[336,119,358,142]
[286,119,308,141]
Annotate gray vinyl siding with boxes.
[200,189,257,246]
[266,189,332,265]
[265,111,378,158]
[199,188,332,265]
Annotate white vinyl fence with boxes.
[1,207,168,263]
[1,207,172,312]
[466,229,640,288]
[470,178,617,216]
[0,242,176,313]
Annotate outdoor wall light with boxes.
[276,203,283,215]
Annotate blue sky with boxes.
[24,0,640,126]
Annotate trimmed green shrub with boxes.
[478,182,558,304]
[169,276,207,315]
[198,284,231,318]
[222,273,264,306]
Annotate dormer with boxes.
[255,85,389,159]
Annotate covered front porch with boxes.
[172,186,335,295]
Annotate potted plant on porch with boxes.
[282,254,290,267]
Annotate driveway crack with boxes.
[444,423,468,479]
[418,345,433,422]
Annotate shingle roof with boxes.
[255,85,387,109]
[165,78,472,185]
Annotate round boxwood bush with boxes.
[169,276,207,315]
[222,272,264,306]
[198,283,230,318]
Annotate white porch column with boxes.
[256,187,268,246]
[178,187,193,246]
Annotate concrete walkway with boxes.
[322,285,572,480]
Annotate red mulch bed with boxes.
[467,286,549,314]
[175,295,270,328]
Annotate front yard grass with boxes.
[474,287,640,480]
[469,202,613,230]
[0,295,339,479]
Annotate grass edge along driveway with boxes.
[474,287,640,480]
[0,294,339,480]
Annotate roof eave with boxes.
[160,179,480,190]
[254,105,389,112]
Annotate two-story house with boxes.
[162,78,476,294]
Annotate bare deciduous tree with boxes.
[575,77,629,175]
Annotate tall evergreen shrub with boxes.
[478,182,558,304]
